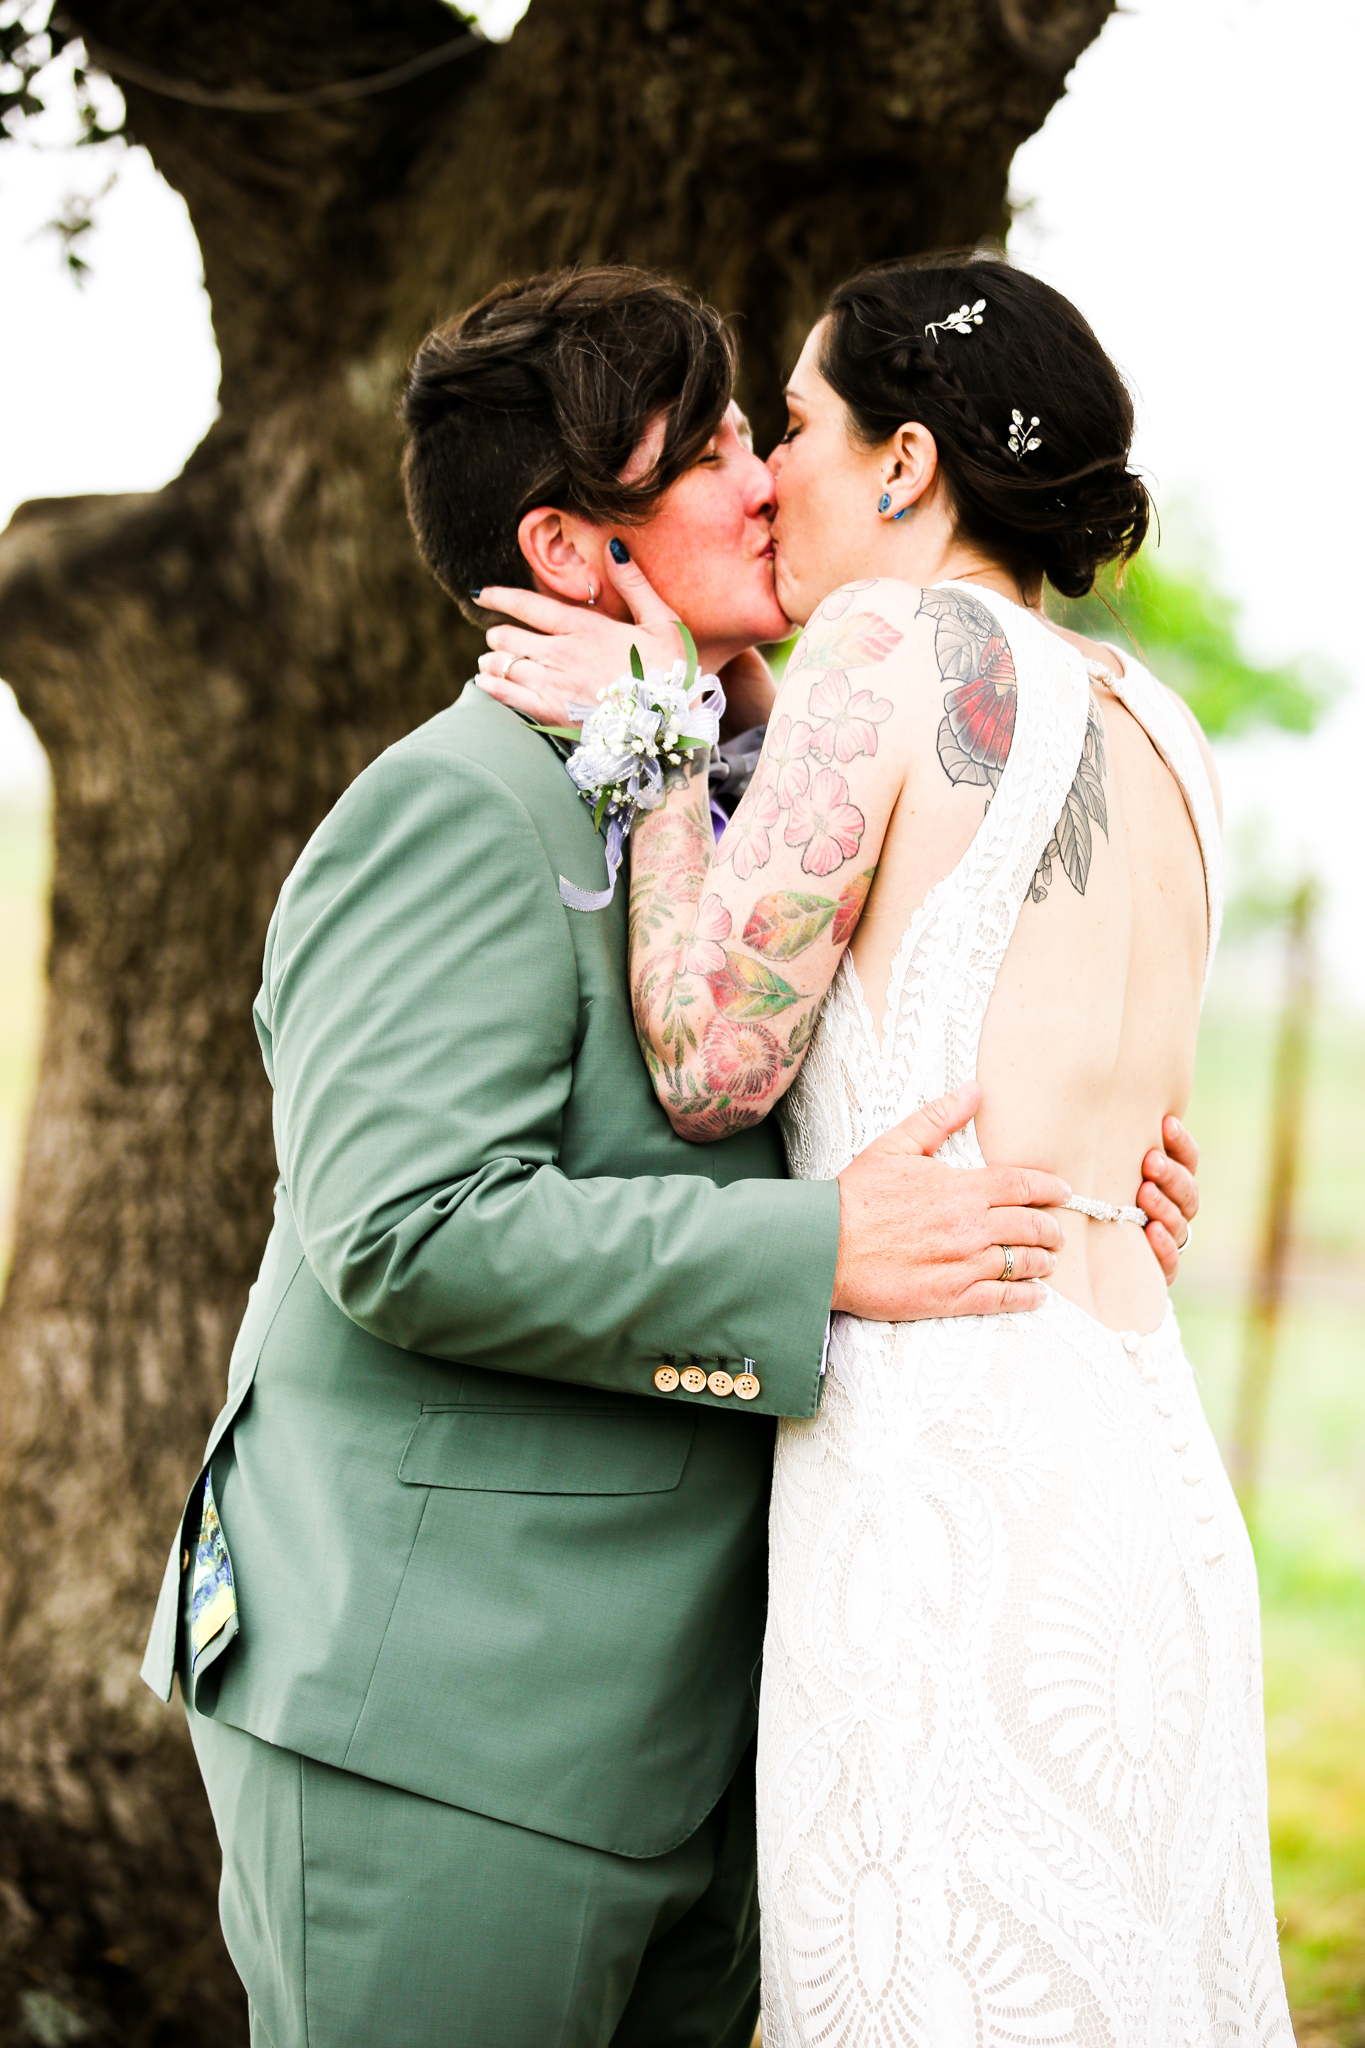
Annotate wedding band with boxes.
[999,1244,1015,1282]
[502,653,524,679]
[1177,1221,1193,1256]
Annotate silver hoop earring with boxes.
[585,579,597,607]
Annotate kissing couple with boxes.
[142,256,1290,2046]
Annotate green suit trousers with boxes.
[185,1699,761,2048]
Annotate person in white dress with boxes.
[477,251,1288,2044]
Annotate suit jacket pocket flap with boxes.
[399,1406,695,1495]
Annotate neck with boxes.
[897,537,1041,617]
[873,489,1042,615]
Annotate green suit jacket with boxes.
[142,684,840,1858]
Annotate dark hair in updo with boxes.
[819,252,1149,598]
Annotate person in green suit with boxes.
[142,267,1201,2048]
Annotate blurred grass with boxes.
[2,796,1364,2037]
[1176,991,1365,2043]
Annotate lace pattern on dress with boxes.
[760,588,1291,2047]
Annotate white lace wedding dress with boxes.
[760,587,1293,2046]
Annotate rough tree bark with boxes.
[0,1,1114,2038]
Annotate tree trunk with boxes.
[0,1,1112,2037]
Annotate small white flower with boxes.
[565,661,724,827]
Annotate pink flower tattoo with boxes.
[807,670,894,764]
[685,894,732,976]
[785,767,866,878]
[718,779,780,881]
[766,714,815,806]
[701,1014,782,1099]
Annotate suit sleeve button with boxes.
[707,1370,734,1398]
[733,1373,761,1401]
[680,1366,708,1393]
[653,1365,680,1393]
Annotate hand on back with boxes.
[833,1085,1069,1319]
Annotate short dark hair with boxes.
[819,252,1149,599]
[400,267,737,622]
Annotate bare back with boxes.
[842,581,1220,1333]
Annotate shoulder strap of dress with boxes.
[1090,648,1224,994]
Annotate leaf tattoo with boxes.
[705,951,801,1019]
[784,1009,816,1065]
[814,579,878,623]
[743,890,838,960]
[831,869,875,948]
[1031,693,1108,901]
[788,610,903,678]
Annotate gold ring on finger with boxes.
[999,1244,1014,1283]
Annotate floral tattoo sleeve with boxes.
[627,582,902,1140]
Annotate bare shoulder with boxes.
[1162,684,1223,826]
[787,577,930,670]
[785,577,988,708]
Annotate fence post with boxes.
[1228,878,1318,1524]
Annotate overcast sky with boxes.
[2,0,1361,994]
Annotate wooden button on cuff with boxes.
[680,1366,708,1393]
[707,1370,734,1398]
[733,1373,761,1401]
[653,1365,680,1393]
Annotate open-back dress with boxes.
[759,587,1293,2046]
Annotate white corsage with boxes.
[558,626,724,911]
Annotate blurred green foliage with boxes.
[1053,549,1339,738]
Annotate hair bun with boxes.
[821,254,1146,598]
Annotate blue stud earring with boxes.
[877,493,892,514]
[894,505,911,522]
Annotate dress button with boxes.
[1122,1332,1140,1355]
[680,1366,708,1394]
[653,1365,680,1393]
[733,1373,761,1401]
[707,1370,734,1398]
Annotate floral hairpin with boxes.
[925,298,985,342]
[1007,409,1042,459]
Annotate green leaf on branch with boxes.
[677,622,699,692]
